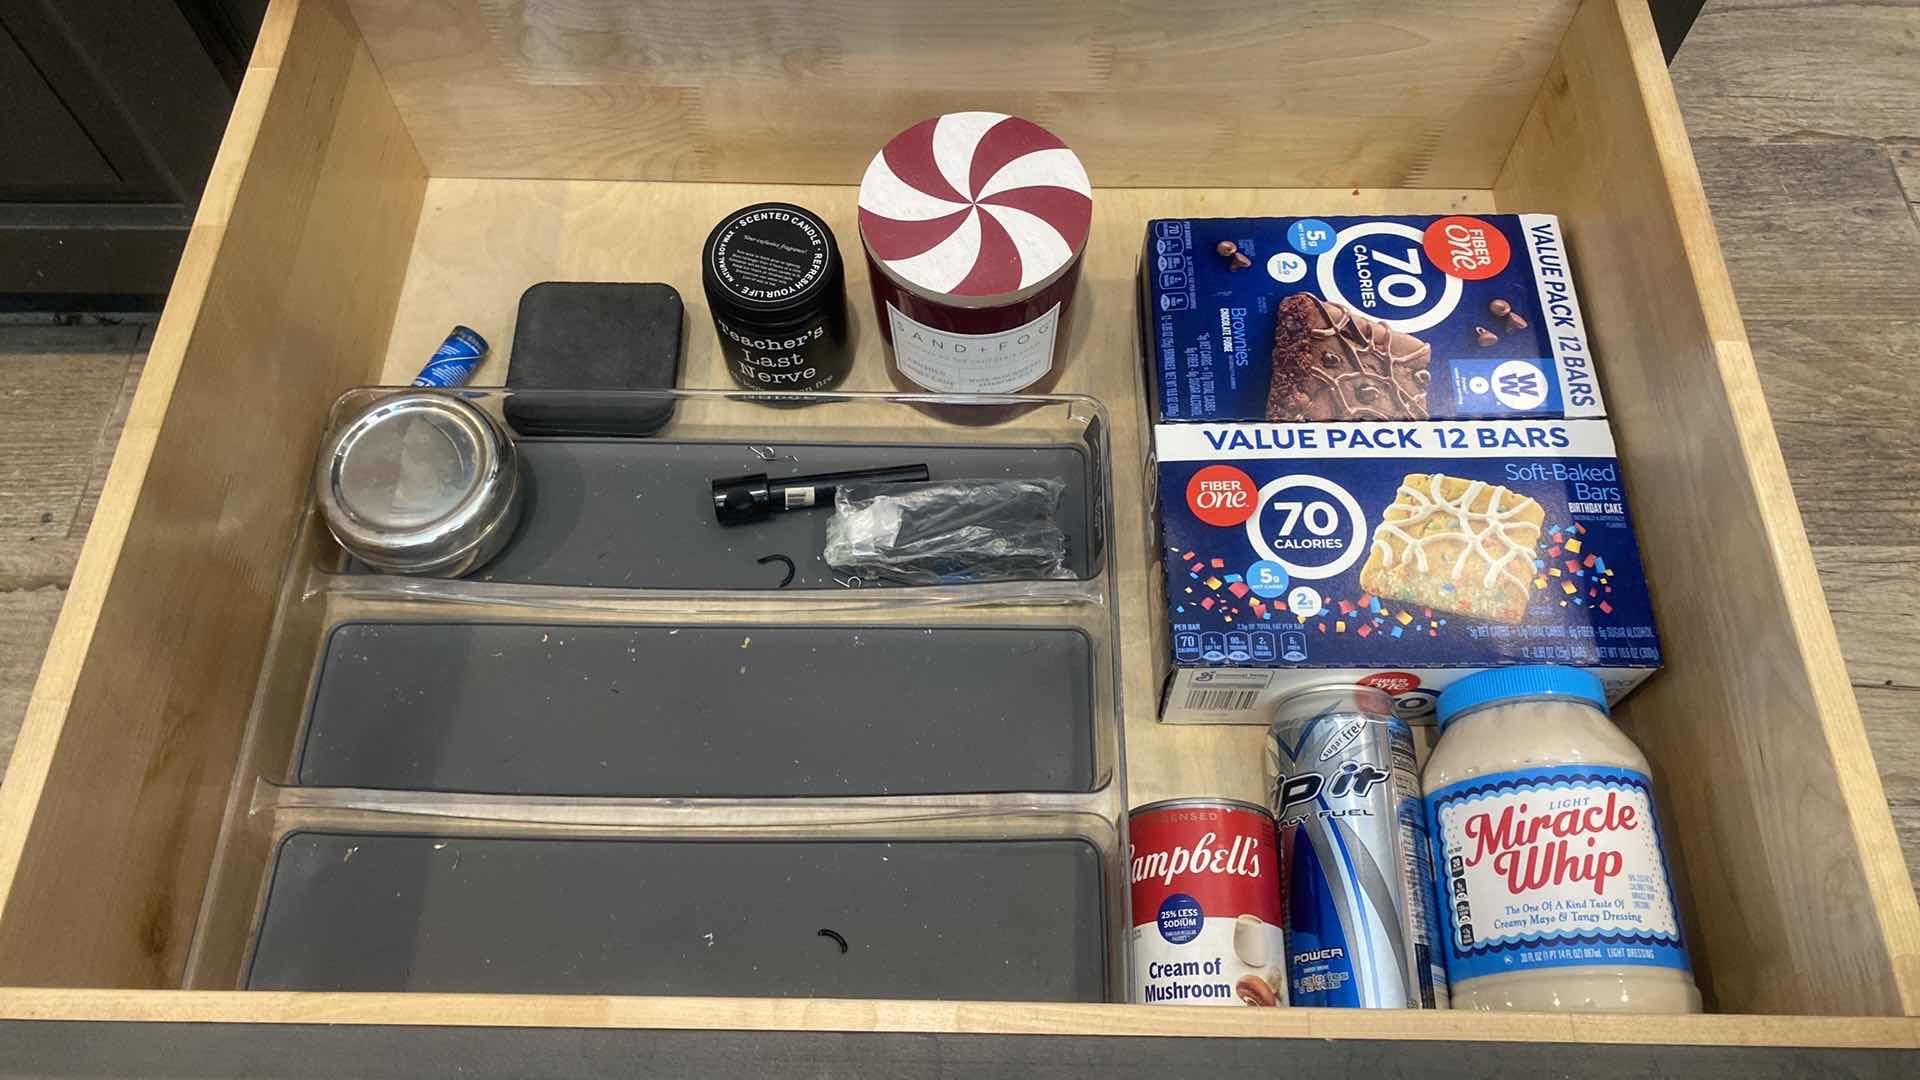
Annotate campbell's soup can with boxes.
[1128,798,1288,1007]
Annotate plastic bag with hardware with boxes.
[823,478,1073,585]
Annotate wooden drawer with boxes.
[1,0,1916,1051]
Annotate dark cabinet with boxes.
[0,27,119,192]
[0,0,263,307]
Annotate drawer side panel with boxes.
[0,0,427,987]
[1494,0,1920,1016]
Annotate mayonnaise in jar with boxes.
[1422,667,1700,1012]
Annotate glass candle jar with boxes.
[701,202,851,393]
[856,111,1091,398]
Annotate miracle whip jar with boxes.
[1129,798,1289,1007]
[1423,666,1699,1013]
[857,111,1091,396]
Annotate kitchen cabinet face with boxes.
[0,0,262,305]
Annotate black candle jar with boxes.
[701,202,852,393]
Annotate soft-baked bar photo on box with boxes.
[1358,471,1546,625]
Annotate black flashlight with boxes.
[711,463,930,526]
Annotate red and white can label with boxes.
[1129,801,1288,1007]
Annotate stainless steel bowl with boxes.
[315,390,523,577]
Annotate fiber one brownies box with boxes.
[1140,214,1605,423]
[1152,419,1661,724]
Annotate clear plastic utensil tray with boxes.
[184,389,1128,1001]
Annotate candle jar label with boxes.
[886,302,1059,395]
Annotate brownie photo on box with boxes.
[1266,294,1433,422]
[1142,214,1605,424]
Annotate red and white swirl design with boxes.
[858,112,1092,298]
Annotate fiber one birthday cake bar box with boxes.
[1141,214,1604,422]
[1152,419,1661,724]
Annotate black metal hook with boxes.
[756,553,796,588]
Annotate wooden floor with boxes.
[0,322,146,775]
[1666,0,1920,895]
[0,0,1915,902]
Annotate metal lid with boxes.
[1435,666,1608,730]
[1269,681,1397,715]
[1130,797,1273,820]
[857,111,1091,302]
[316,391,521,576]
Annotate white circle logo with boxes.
[1267,251,1308,284]
[1244,474,1368,580]
[1315,221,1463,334]
[1490,359,1549,411]
[1287,586,1324,618]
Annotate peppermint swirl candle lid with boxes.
[857,112,1092,302]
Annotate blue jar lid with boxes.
[1436,666,1608,730]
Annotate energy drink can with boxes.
[1266,683,1447,1009]
[412,325,489,387]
